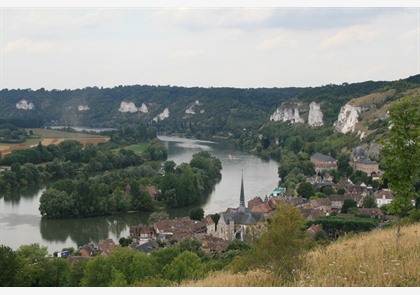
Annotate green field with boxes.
[118,143,148,153]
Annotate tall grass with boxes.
[181,222,420,287]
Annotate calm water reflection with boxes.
[0,135,280,253]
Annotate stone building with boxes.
[310,153,337,173]
[216,174,265,241]
[349,146,379,175]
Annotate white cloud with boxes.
[320,25,378,49]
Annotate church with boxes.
[215,173,265,241]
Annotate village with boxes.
[66,145,412,261]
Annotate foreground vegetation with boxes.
[182,222,420,287]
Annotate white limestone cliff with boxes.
[78,105,90,111]
[139,103,149,113]
[153,108,170,122]
[118,101,138,113]
[334,104,362,134]
[185,100,201,115]
[16,99,35,110]
[308,102,324,127]
[270,105,304,124]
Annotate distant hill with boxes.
[1,75,419,142]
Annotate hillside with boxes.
[181,222,420,287]
[1,75,419,141]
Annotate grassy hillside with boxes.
[181,222,420,287]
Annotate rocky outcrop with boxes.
[78,105,90,111]
[153,108,170,122]
[185,100,200,115]
[334,104,362,134]
[139,103,149,113]
[270,104,304,124]
[118,101,138,113]
[16,99,35,110]
[308,102,324,127]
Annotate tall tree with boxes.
[380,95,420,245]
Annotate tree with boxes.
[163,251,206,283]
[0,245,18,286]
[362,195,377,208]
[119,237,133,247]
[189,208,204,221]
[297,182,315,199]
[341,199,357,213]
[229,203,312,279]
[147,210,169,225]
[380,96,420,244]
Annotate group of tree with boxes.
[0,123,28,144]
[0,235,252,287]
[158,151,222,208]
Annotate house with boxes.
[300,208,326,221]
[78,243,98,257]
[153,216,207,243]
[247,196,263,210]
[375,189,395,207]
[307,223,323,237]
[349,146,379,174]
[310,153,337,173]
[130,224,155,242]
[202,215,216,236]
[97,239,118,256]
[131,240,159,254]
[195,234,230,254]
[357,208,384,219]
[308,197,332,213]
[216,174,265,241]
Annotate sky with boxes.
[0,1,419,90]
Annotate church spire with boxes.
[238,170,247,213]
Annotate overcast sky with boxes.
[1,3,419,90]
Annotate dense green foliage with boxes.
[159,151,222,208]
[379,95,420,242]
[228,203,314,278]
[0,123,28,143]
[309,216,380,237]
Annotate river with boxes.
[0,135,280,253]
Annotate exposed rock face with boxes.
[308,102,324,127]
[270,105,304,124]
[139,103,149,113]
[16,99,35,110]
[78,105,90,111]
[118,101,138,113]
[334,104,362,134]
[153,108,169,122]
[185,100,200,115]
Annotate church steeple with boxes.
[238,171,247,213]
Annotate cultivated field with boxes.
[0,128,110,158]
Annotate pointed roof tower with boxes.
[238,171,247,214]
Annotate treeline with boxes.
[0,238,250,287]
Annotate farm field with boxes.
[0,128,110,158]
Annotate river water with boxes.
[0,135,280,253]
